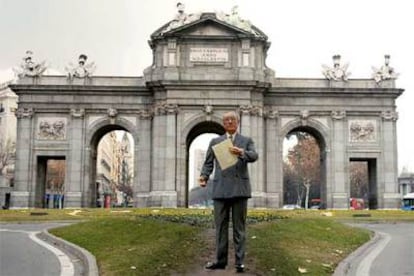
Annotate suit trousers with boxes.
[213,197,248,266]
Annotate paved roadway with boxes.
[337,222,414,276]
[0,222,79,276]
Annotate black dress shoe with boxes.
[205,262,226,270]
[235,264,245,273]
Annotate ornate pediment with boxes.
[180,21,248,37]
[151,12,267,40]
[144,6,272,82]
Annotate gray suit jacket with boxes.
[200,133,258,199]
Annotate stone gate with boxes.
[9,10,403,209]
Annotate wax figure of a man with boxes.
[199,111,258,273]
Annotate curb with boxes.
[333,230,381,276]
[41,229,99,276]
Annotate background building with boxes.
[96,131,118,207]
[0,81,17,208]
[398,168,414,196]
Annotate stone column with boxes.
[165,104,178,190]
[330,111,347,209]
[65,109,85,207]
[240,105,265,207]
[150,103,178,207]
[135,110,152,207]
[11,107,34,207]
[380,110,400,208]
[264,109,281,208]
[175,111,185,207]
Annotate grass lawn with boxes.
[50,217,206,276]
[248,218,370,275]
[1,208,413,275]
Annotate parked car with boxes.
[350,198,365,210]
[310,198,321,209]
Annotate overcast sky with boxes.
[0,0,413,173]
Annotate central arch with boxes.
[184,120,225,207]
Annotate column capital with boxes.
[264,107,279,119]
[153,101,179,115]
[15,107,33,119]
[138,109,153,119]
[381,110,398,121]
[239,105,263,117]
[70,108,85,118]
[331,110,346,120]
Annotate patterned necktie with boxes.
[229,134,233,144]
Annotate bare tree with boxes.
[46,160,65,191]
[350,161,368,199]
[0,138,15,176]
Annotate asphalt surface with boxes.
[334,222,414,276]
[0,222,91,276]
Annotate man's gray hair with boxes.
[222,111,240,122]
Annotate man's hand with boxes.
[229,146,244,156]
[198,176,207,187]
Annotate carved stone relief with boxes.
[322,55,351,81]
[70,108,85,118]
[107,108,118,118]
[381,110,398,121]
[14,50,47,78]
[372,55,399,84]
[65,54,96,80]
[300,110,310,125]
[331,110,346,120]
[138,109,153,119]
[15,107,34,119]
[263,107,279,119]
[204,105,213,115]
[349,120,376,142]
[239,105,263,117]
[153,101,179,115]
[37,118,67,140]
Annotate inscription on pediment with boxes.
[190,48,228,63]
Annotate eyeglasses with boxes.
[223,117,237,122]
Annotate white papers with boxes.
[212,138,238,170]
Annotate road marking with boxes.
[355,231,391,276]
[0,229,75,276]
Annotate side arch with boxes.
[86,117,139,147]
[279,118,331,209]
[83,116,140,207]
